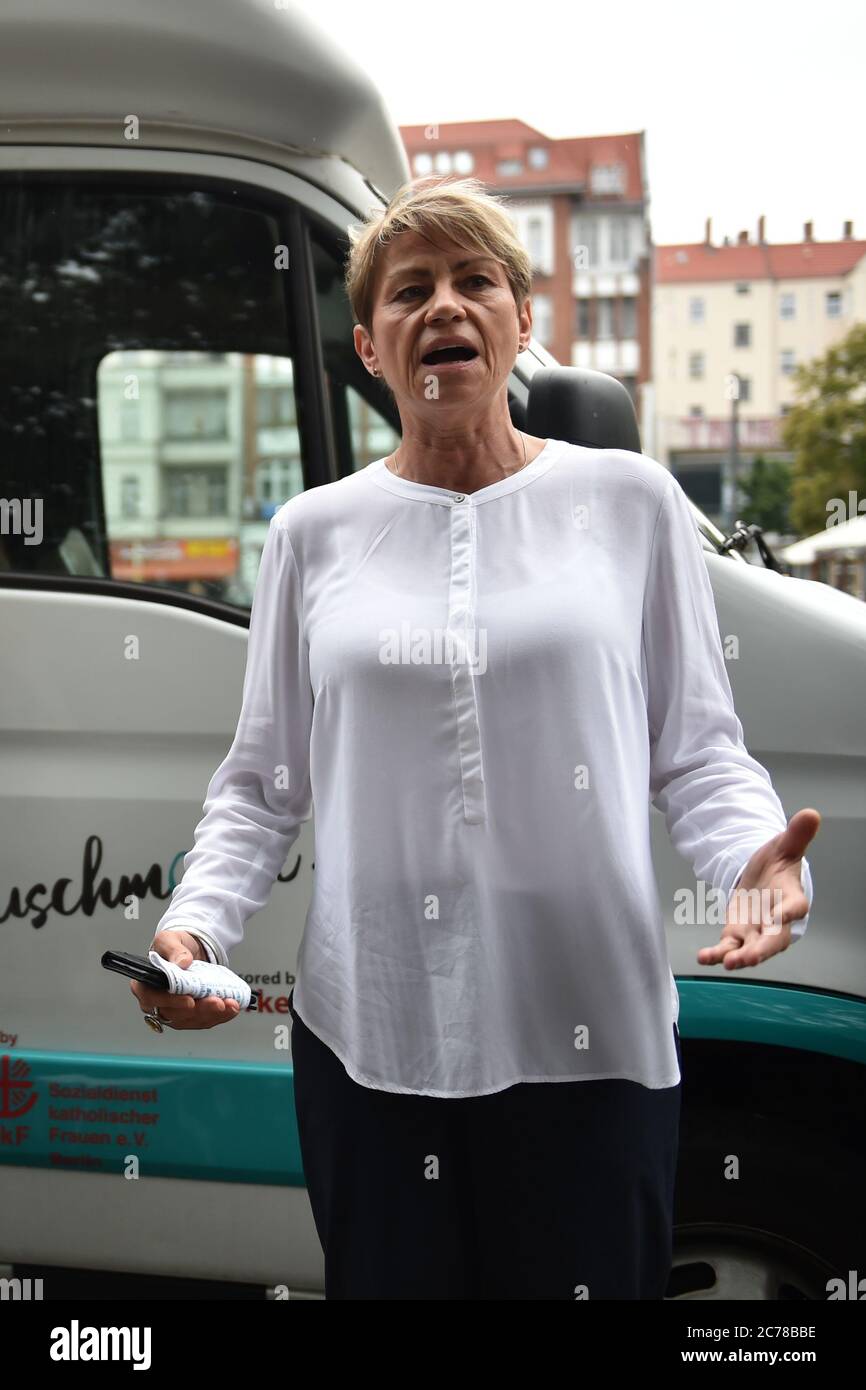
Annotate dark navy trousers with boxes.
[289,990,681,1300]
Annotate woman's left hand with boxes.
[696,808,821,969]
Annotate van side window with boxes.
[0,177,307,608]
[308,221,401,475]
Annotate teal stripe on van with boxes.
[1,983,863,1186]
[676,979,866,1064]
[0,1050,304,1187]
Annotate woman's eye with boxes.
[396,275,490,300]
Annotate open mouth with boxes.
[421,346,479,366]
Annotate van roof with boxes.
[0,0,410,201]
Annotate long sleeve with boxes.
[154,515,314,965]
[642,474,812,939]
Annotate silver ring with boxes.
[144,1004,166,1033]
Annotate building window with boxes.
[735,282,750,294]
[119,398,141,442]
[780,292,796,319]
[738,377,751,402]
[590,162,625,194]
[688,405,704,417]
[453,150,474,173]
[164,390,228,440]
[780,404,792,416]
[413,152,433,175]
[597,298,614,339]
[780,349,796,376]
[527,216,545,268]
[256,457,299,510]
[674,466,721,514]
[688,351,705,379]
[120,476,141,519]
[530,293,553,347]
[573,216,599,268]
[609,217,631,262]
[734,322,751,347]
[620,297,637,338]
[433,151,453,174]
[164,466,228,518]
[826,291,842,317]
[577,299,591,337]
[527,146,549,169]
[497,158,522,176]
[689,296,705,323]
[256,385,296,427]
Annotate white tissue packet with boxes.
[148,951,253,1009]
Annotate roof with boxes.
[656,238,866,284]
[0,0,410,201]
[780,512,866,563]
[399,120,647,201]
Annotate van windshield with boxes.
[0,173,300,606]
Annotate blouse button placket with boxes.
[447,494,487,824]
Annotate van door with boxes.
[0,173,337,1265]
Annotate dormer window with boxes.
[590,162,625,194]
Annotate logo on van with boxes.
[0,1054,38,1119]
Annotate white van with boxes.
[1,0,864,1300]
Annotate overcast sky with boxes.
[315,0,865,246]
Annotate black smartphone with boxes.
[102,949,260,1010]
[102,950,171,990]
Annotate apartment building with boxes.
[98,351,301,605]
[653,219,866,528]
[399,119,651,415]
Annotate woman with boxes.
[133,177,819,1300]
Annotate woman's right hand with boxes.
[130,929,242,1030]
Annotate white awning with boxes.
[780,512,866,564]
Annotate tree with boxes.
[780,322,866,536]
[737,454,793,533]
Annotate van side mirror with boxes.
[526,367,642,454]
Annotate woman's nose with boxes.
[426,283,466,315]
[428,301,460,316]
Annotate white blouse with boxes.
[157,438,813,1096]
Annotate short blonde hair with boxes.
[345,176,533,335]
